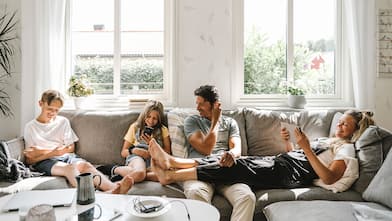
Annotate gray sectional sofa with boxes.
[1,107,391,221]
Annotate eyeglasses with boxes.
[133,197,164,214]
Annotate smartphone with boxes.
[67,206,122,221]
[144,126,154,136]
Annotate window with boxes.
[233,0,350,107]
[70,0,175,105]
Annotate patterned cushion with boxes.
[167,108,197,158]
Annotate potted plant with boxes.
[281,84,307,109]
[0,11,18,117]
[67,75,94,109]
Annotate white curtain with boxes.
[20,0,69,129]
[343,0,376,110]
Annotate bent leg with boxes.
[50,162,80,187]
[181,180,214,204]
[75,161,133,194]
[217,183,256,221]
[115,158,146,183]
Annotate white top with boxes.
[313,143,359,193]
[24,116,79,150]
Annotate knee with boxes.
[230,184,256,207]
[132,170,147,183]
[183,183,213,203]
[78,161,95,172]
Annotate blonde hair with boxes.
[135,100,165,141]
[344,110,375,142]
[40,90,64,106]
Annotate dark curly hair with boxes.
[194,85,219,105]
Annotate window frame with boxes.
[231,0,353,108]
[67,0,178,108]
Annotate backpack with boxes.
[0,140,41,182]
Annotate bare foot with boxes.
[151,160,171,185]
[110,175,134,194]
[148,139,171,170]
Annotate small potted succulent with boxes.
[287,86,306,109]
[67,75,94,109]
[281,83,307,109]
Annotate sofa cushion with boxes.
[264,201,392,221]
[2,137,25,162]
[0,176,69,194]
[127,181,186,198]
[244,108,286,156]
[352,126,392,193]
[254,186,363,209]
[329,111,343,137]
[60,110,140,165]
[298,110,337,141]
[363,148,392,209]
[167,108,198,158]
[222,108,248,155]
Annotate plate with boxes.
[126,196,171,218]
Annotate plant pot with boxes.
[287,95,306,109]
[73,97,87,109]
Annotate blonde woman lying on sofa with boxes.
[149,110,375,193]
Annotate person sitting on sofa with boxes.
[174,85,256,221]
[98,100,171,182]
[23,89,134,194]
[149,110,375,193]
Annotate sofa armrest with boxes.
[2,137,25,162]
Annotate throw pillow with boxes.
[352,126,392,193]
[363,147,392,209]
[167,109,197,158]
[328,112,343,137]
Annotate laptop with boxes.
[2,188,76,212]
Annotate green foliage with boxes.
[67,75,94,97]
[244,28,335,95]
[74,57,163,94]
[0,10,18,117]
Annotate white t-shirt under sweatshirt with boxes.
[24,115,79,150]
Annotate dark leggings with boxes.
[196,154,318,188]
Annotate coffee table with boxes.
[0,192,220,221]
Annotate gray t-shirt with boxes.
[184,115,240,158]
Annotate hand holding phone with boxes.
[144,126,154,136]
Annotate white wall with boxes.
[1,0,392,140]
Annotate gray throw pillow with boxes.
[353,126,392,193]
[363,147,392,209]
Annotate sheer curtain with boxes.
[20,0,69,130]
[343,0,376,110]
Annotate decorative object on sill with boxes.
[67,75,94,109]
[287,94,307,109]
[0,10,18,117]
[281,84,307,109]
[93,24,104,31]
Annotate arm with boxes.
[24,144,75,165]
[219,136,241,167]
[120,140,133,158]
[187,102,221,155]
[294,129,346,184]
[280,127,294,152]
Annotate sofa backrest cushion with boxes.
[167,108,197,158]
[2,137,25,162]
[244,108,286,156]
[363,147,392,209]
[352,126,392,193]
[60,110,140,165]
[222,108,248,155]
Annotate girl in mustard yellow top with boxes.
[98,100,171,182]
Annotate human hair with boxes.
[345,110,375,142]
[135,100,165,141]
[40,89,64,106]
[194,85,219,105]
